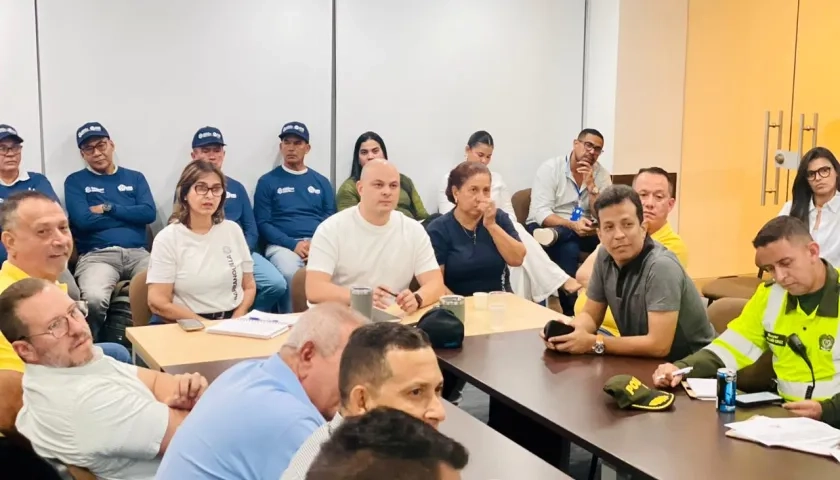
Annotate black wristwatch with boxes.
[414,292,423,308]
[102,203,112,213]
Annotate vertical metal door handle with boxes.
[774,110,783,204]
[761,111,783,206]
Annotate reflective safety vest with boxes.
[706,271,840,401]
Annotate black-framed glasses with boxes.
[0,144,22,156]
[807,166,832,180]
[80,140,109,156]
[193,183,224,197]
[580,140,604,155]
[17,301,88,342]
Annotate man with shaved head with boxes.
[307,160,444,314]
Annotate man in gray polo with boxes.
[541,184,714,361]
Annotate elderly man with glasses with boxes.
[525,128,612,316]
[63,122,156,341]
[0,277,208,480]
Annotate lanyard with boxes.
[566,156,585,206]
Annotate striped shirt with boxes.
[280,413,345,480]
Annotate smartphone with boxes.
[543,319,574,339]
[590,220,600,229]
[735,391,783,408]
[176,318,205,332]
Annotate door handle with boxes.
[797,113,819,158]
[761,111,783,206]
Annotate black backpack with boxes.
[98,280,133,348]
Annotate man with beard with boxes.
[526,128,612,315]
[0,278,208,480]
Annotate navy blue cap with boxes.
[192,126,226,148]
[76,122,110,148]
[0,125,23,143]
[279,121,309,143]
[416,307,464,349]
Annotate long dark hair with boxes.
[350,132,388,181]
[790,146,840,228]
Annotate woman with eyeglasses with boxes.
[780,146,840,266]
[147,161,255,324]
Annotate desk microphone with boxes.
[787,333,815,400]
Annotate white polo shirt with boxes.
[779,192,840,266]
[16,347,168,480]
[147,220,254,314]
[307,206,439,293]
[526,154,611,226]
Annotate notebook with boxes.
[725,416,840,460]
[206,311,300,340]
[682,378,717,401]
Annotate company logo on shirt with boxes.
[307,185,321,195]
[84,186,105,194]
[223,246,238,302]
[277,187,295,195]
[77,125,103,138]
[117,184,134,192]
[226,191,237,199]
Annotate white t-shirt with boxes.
[147,220,254,314]
[16,347,168,480]
[437,169,516,220]
[779,192,840,266]
[307,206,439,292]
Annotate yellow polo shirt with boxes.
[574,223,689,336]
[0,262,68,373]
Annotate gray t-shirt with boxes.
[588,239,714,361]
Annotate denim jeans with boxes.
[98,342,131,364]
[75,247,149,340]
[251,252,289,313]
[265,244,307,313]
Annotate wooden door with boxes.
[680,0,798,278]
[788,0,840,200]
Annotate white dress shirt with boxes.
[779,191,840,266]
[526,154,611,226]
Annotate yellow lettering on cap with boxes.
[624,377,642,395]
[648,395,671,407]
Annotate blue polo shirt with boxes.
[155,355,324,480]
[426,210,520,296]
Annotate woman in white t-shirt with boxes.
[437,131,580,303]
[147,161,255,324]
[779,146,840,266]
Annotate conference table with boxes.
[436,330,840,479]
[164,357,566,480]
[126,293,561,370]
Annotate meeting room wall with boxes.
[334,0,586,209]
[35,0,332,225]
[0,0,41,175]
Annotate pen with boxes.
[380,288,399,298]
[655,366,693,381]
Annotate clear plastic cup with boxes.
[473,292,489,310]
[489,304,505,332]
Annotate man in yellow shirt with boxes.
[574,167,688,336]
[0,191,130,428]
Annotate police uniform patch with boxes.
[819,334,835,352]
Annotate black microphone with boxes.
[787,333,815,400]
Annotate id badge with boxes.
[571,205,583,221]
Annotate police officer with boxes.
[652,216,840,426]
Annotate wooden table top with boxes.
[436,330,840,479]
[165,357,567,480]
[128,293,562,370]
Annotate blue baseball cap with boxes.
[192,126,226,148]
[279,121,309,143]
[0,125,23,143]
[76,122,110,148]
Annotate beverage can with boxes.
[716,368,737,413]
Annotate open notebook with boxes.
[206,311,300,340]
[725,416,840,461]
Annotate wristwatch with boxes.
[102,203,112,213]
[414,292,423,308]
[592,334,605,355]
[589,185,600,196]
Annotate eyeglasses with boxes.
[0,144,22,156]
[580,141,604,155]
[193,183,225,197]
[17,301,88,342]
[80,140,109,156]
[807,166,832,180]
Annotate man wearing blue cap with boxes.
[188,126,287,312]
[0,125,80,299]
[254,122,335,311]
[64,122,156,340]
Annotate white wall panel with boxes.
[335,0,586,209]
[37,0,332,222]
[0,0,41,173]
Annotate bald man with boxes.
[307,160,444,314]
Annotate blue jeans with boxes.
[98,342,131,364]
[251,252,288,313]
[266,244,307,313]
